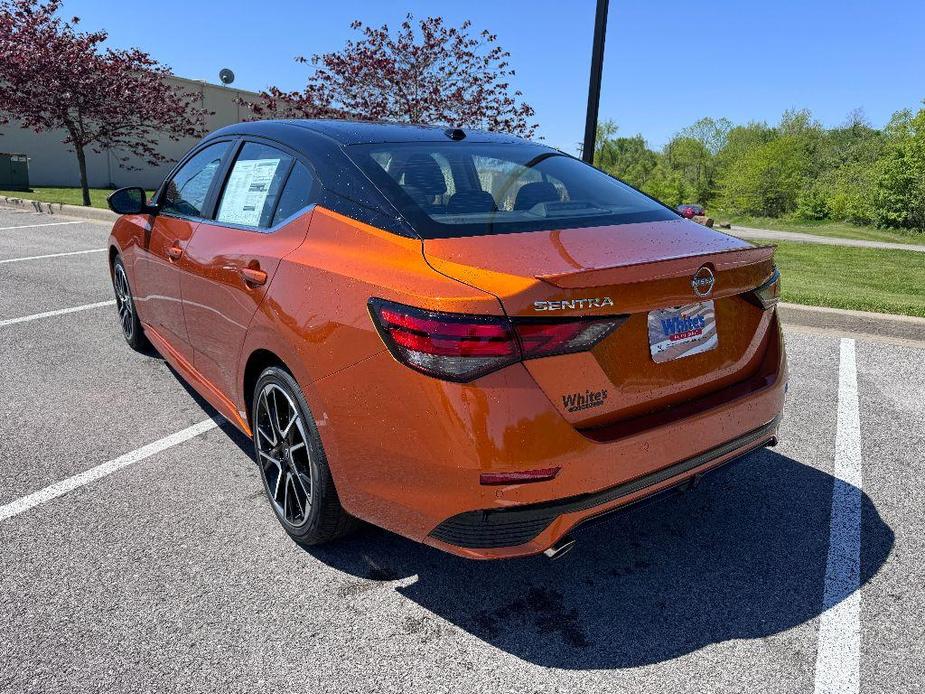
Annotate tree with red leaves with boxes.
[0,0,209,205]
[249,14,538,138]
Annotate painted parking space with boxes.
[0,244,112,320]
[0,248,106,265]
[0,209,110,260]
[855,341,925,694]
[0,309,222,504]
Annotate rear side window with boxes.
[162,141,230,218]
[215,142,293,229]
[272,162,316,225]
[348,142,676,238]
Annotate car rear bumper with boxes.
[428,415,780,555]
[313,310,787,560]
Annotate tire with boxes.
[251,366,355,545]
[111,255,149,351]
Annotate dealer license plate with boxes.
[647,301,718,363]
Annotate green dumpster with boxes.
[0,153,30,191]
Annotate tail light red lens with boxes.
[369,298,627,382]
[748,267,781,310]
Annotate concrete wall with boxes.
[0,76,260,190]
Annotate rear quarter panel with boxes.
[237,206,503,487]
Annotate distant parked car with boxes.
[676,204,706,219]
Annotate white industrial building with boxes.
[0,76,260,190]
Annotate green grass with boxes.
[717,213,925,246]
[756,238,925,317]
[0,186,153,210]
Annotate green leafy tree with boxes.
[874,104,925,231]
[641,161,688,207]
[592,119,619,163]
[655,117,731,206]
[720,135,809,216]
[664,135,713,204]
[802,110,883,223]
[593,121,658,189]
[717,111,821,216]
[593,102,925,229]
[715,121,776,174]
[679,116,732,156]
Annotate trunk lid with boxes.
[423,219,777,429]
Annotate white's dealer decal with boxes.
[562,388,609,413]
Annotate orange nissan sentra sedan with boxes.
[106,120,786,560]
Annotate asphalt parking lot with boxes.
[0,205,923,694]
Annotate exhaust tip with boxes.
[543,536,576,560]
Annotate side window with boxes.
[271,162,316,226]
[215,142,293,229]
[162,141,230,218]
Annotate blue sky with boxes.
[69,0,925,154]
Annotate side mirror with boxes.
[107,187,155,215]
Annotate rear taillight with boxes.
[748,267,781,310]
[369,298,626,382]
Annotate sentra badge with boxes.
[534,297,614,312]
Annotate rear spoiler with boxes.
[536,245,775,289]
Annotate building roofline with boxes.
[166,74,262,97]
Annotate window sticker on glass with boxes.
[217,158,282,227]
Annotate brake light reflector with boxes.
[369,298,626,382]
[480,467,561,485]
[517,319,622,358]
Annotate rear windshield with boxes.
[347,142,676,238]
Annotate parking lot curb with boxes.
[779,302,925,344]
[0,196,117,223]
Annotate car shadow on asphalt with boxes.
[155,357,894,669]
[156,359,255,456]
[302,448,894,669]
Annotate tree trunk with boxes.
[75,144,91,206]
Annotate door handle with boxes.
[238,267,268,287]
[166,243,183,261]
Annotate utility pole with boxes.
[581,0,610,164]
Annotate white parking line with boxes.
[813,338,862,694]
[0,220,83,231]
[0,300,115,327]
[0,419,219,522]
[0,248,105,264]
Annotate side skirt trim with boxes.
[144,323,252,436]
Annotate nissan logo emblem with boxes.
[692,265,715,297]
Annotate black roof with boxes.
[197,119,546,238]
[208,119,526,146]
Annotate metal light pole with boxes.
[581,0,610,164]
